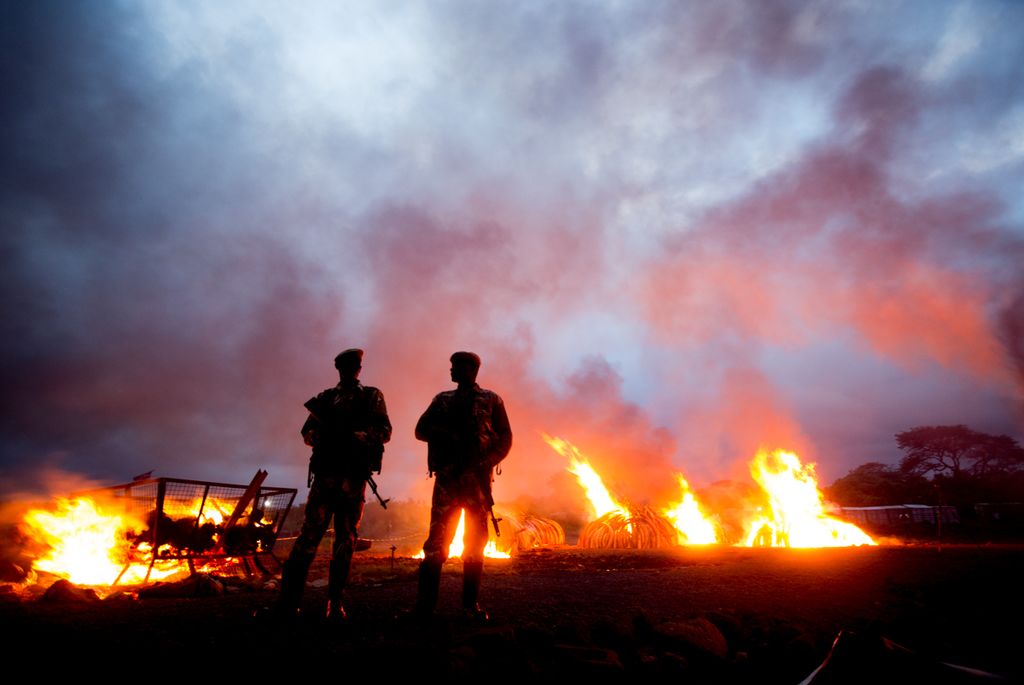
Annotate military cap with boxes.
[450,351,481,369]
[334,348,364,368]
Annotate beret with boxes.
[334,348,364,368]
[450,351,481,368]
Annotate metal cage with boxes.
[80,472,296,585]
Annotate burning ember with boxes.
[742,449,876,548]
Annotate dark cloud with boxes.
[1,233,341,490]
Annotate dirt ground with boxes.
[3,544,1021,682]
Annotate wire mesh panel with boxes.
[103,479,159,522]
[79,476,296,580]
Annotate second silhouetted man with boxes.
[413,351,512,620]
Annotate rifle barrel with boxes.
[368,475,390,509]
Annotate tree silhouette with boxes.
[896,425,1024,479]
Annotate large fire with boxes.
[544,435,629,521]
[547,435,719,547]
[18,493,261,590]
[18,442,876,591]
[21,497,144,586]
[662,475,719,544]
[545,435,874,549]
[742,449,875,548]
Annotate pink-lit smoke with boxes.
[1,3,1022,512]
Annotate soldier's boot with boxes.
[326,553,352,625]
[254,552,310,622]
[461,560,488,622]
[413,559,442,620]
[278,552,312,613]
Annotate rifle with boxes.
[489,504,503,538]
[479,466,502,537]
[367,474,390,509]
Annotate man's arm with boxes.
[415,395,446,443]
[349,387,391,476]
[362,388,392,446]
[302,393,333,446]
[488,395,513,467]
[301,414,319,447]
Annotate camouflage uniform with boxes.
[279,379,391,617]
[414,382,512,616]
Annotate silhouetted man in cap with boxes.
[413,351,512,621]
[274,348,391,622]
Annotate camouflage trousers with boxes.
[421,471,489,565]
[280,474,365,607]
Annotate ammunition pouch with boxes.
[426,442,446,476]
[309,440,382,480]
[308,450,334,479]
[427,438,474,477]
[364,442,383,474]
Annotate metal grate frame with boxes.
[79,476,296,584]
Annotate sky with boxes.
[2,1,1022,511]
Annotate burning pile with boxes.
[741,449,876,548]
[545,436,874,549]
[662,475,719,545]
[15,473,296,592]
[21,496,147,586]
[498,511,566,554]
[545,435,712,549]
[578,505,677,549]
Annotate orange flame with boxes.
[544,435,630,521]
[413,510,511,559]
[743,449,875,547]
[662,475,719,544]
[20,497,142,586]
[19,494,264,589]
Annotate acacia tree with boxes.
[896,425,1024,479]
